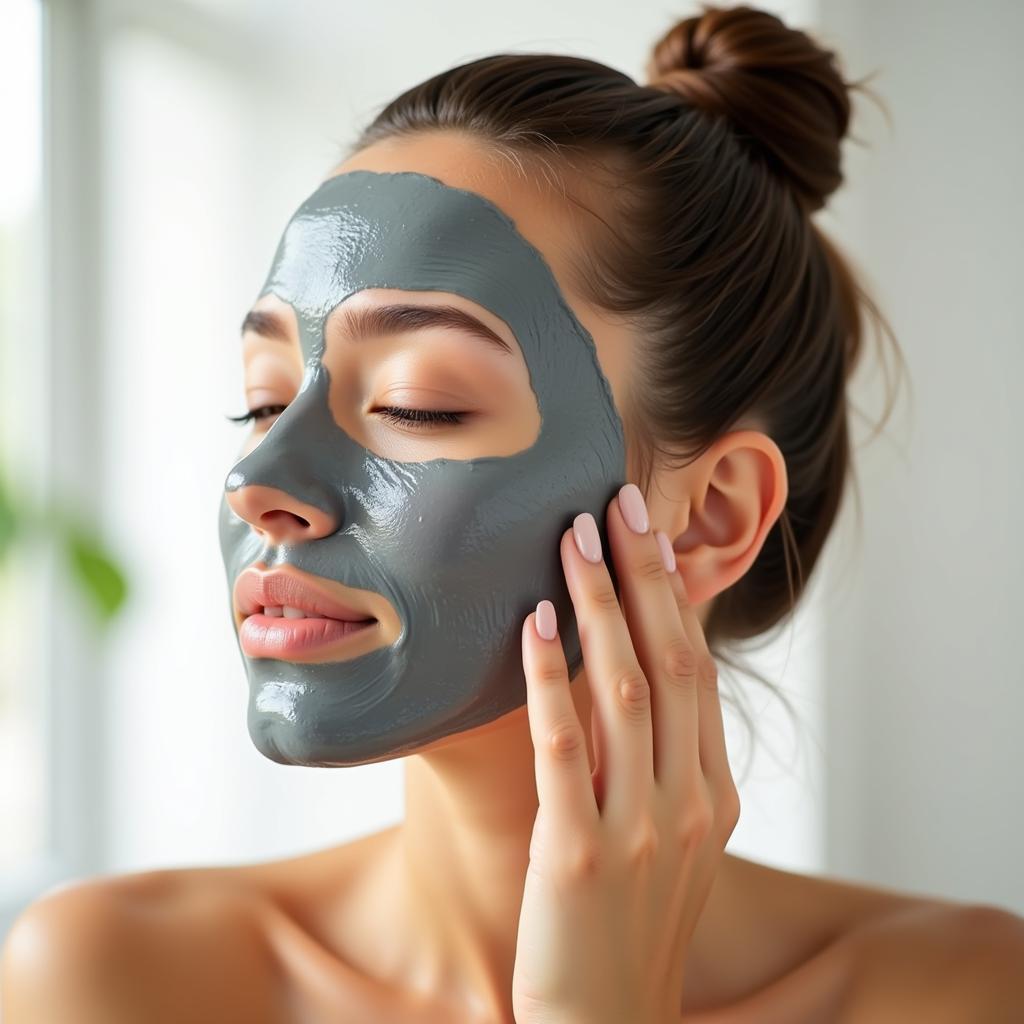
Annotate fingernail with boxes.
[618,482,649,534]
[572,512,603,563]
[655,530,677,573]
[535,599,557,641]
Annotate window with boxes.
[0,0,49,932]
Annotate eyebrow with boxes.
[240,303,512,356]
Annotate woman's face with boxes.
[220,132,632,767]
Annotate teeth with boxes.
[257,605,374,622]
[260,606,310,618]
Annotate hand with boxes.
[511,483,741,1024]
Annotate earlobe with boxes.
[667,430,788,606]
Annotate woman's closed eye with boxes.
[226,405,467,430]
[226,404,289,426]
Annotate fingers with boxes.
[560,512,655,823]
[522,601,600,834]
[523,484,738,845]
[605,490,701,796]
[663,561,737,809]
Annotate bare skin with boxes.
[3,130,1020,1023]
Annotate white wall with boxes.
[817,0,1024,910]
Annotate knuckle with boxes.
[614,667,651,721]
[624,818,660,867]
[718,784,742,837]
[562,839,603,882]
[590,583,622,613]
[534,660,568,687]
[673,589,694,620]
[676,798,715,847]
[663,638,699,690]
[696,655,719,693]
[633,552,666,583]
[672,576,693,611]
[546,718,586,762]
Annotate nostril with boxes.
[227,484,338,543]
[260,509,311,533]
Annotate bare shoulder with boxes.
[722,851,1024,964]
[682,851,1024,1021]
[0,831,401,1024]
[1,864,287,1024]
[692,851,957,992]
[836,899,1024,1023]
[715,850,959,946]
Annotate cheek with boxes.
[362,463,527,586]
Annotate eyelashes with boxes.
[378,407,466,429]
[225,404,288,425]
[225,404,467,431]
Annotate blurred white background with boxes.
[1,0,1021,950]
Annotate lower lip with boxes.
[239,613,378,659]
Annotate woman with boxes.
[4,4,1023,1022]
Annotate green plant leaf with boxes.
[64,527,128,621]
[0,475,16,564]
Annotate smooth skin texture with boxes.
[513,491,740,1024]
[4,130,1024,1023]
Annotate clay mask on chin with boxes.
[218,170,627,767]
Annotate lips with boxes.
[234,567,377,625]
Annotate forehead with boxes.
[253,134,634,434]
[262,170,554,331]
[258,163,601,387]
[332,132,592,306]
[326,133,634,421]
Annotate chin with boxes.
[246,698,528,768]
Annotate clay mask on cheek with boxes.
[218,170,627,767]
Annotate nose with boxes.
[225,483,338,546]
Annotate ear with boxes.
[650,430,788,607]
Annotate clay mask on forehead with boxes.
[219,170,627,767]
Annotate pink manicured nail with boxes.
[535,599,557,641]
[572,512,602,563]
[618,482,649,534]
[655,530,677,573]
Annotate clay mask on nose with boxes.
[219,170,627,767]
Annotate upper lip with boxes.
[234,567,378,623]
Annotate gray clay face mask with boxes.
[219,170,627,767]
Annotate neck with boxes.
[394,668,596,1019]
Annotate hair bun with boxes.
[644,3,855,213]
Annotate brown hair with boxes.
[341,3,906,773]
